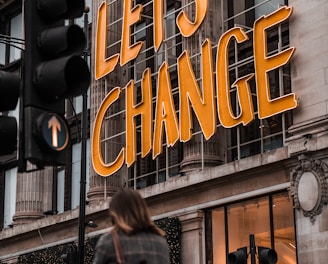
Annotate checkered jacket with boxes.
[93,229,170,264]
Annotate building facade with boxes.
[1,0,328,263]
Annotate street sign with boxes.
[38,113,69,151]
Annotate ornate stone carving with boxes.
[289,155,328,223]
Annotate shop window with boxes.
[273,193,296,264]
[207,192,296,264]
[228,197,271,255]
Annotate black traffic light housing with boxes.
[258,247,278,264]
[23,0,90,167]
[228,247,247,264]
[0,71,20,156]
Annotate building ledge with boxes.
[139,146,289,199]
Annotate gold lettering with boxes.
[153,62,179,158]
[177,0,208,37]
[154,0,164,51]
[120,0,144,66]
[92,4,298,177]
[178,38,216,141]
[254,6,297,119]
[91,88,125,176]
[126,68,153,167]
[217,27,254,127]
[95,1,119,80]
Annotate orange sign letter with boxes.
[95,1,119,79]
[92,88,125,176]
[177,0,208,37]
[217,27,254,128]
[178,39,216,142]
[254,6,297,119]
[126,68,153,167]
[120,0,144,66]
[154,0,164,51]
[153,62,179,158]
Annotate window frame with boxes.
[205,191,298,264]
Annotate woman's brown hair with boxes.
[109,188,165,236]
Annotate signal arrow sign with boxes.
[48,115,61,148]
[39,113,69,151]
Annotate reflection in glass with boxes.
[212,208,225,264]
[228,197,270,264]
[210,192,297,264]
[273,193,297,264]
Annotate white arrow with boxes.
[48,116,61,148]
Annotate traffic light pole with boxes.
[77,8,90,264]
[250,234,256,264]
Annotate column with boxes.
[87,0,127,202]
[180,0,224,173]
[178,210,204,264]
[12,166,50,224]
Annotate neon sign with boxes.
[92,1,297,177]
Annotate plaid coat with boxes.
[93,229,170,264]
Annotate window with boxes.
[126,0,183,189]
[9,13,22,63]
[3,168,17,228]
[207,192,297,264]
[0,3,22,228]
[226,0,286,29]
[224,0,293,162]
[74,0,93,27]
[71,141,90,209]
[0,98,20,228]
[56,169,65,214]
[0,12,23,66]
[70,0,92,114]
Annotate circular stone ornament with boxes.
[297,171,319,212]
[290,156,328,223]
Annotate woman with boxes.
[93,188,170,264]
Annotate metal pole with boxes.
[77,6,90,264]
[250,234,256,264]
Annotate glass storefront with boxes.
[208,191,296,264]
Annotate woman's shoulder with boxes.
[129,231,168,245]
[96,231,114,246]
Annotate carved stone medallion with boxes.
[289,155,328,223]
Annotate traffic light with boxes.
[0,71,20,156]
[228,247,247,264]
[23,0,90,166]
[258,246,278,264]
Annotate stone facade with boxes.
[1,1,328,263]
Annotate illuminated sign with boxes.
[92,1,297,177]
[38,113,69,151]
